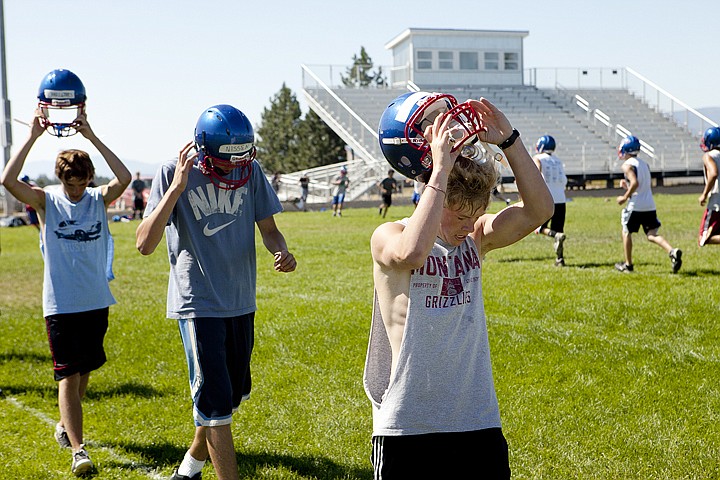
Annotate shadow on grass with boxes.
[235,451,372,480]
[114,441,373,479]
[563,261,618,269]
[495,256,620,268]
[0,351,49,363]
[494,255,552,264]
[0,384,56,397]
[673,268,719,277]
[85,382,163,399]
[0,381,163,401]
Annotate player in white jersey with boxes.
[533,135,568,266]
[614,135,682,273]
[698,127,720,247]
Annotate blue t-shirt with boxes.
[144,160,282,319]
[42,186,115,316]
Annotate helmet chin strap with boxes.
[198,156,252,190]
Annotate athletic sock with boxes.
[178,451,205,477]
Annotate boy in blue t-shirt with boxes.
[1,109,131,476]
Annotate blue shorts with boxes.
[26,208,39,225]
[45,308,109,381]
[332,193,346,205]
[178,314,254,426]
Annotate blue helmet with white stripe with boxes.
[378,91,457,178]
[535,135,556,153]
[377,91,487,179]
[194,104,256,190]
[701,126,720,152]
[37,69,86,137]
[618,135,641,157]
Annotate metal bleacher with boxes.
[292,64,711,203]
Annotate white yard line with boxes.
[4,395,166,479]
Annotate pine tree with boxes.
[296,109,346,170]
[255,83,302,173]
[341,46,375,88]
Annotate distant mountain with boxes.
[674,107,720,135]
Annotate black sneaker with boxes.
[614,262,633,273]
[170,469,202,480]
[554,258,565,267]
[670,248,682,273]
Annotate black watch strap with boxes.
[498,129,520,150]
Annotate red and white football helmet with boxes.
[378,91,488,178]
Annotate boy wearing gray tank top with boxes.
[366,93,554,478]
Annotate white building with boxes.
[385,28,529,89]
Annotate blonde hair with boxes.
[445,156,500,214]
[55,150,95,183]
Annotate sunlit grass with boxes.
[0,192,719,479]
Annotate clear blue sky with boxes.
[3,0,718,178]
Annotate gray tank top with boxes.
[364,233,501,436]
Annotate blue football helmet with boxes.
[535,135,556,153]
[378,91,486,179]
[701,126,720,152]
[37,69,87,137]
[194,104,256,190]
[618,135,641,157]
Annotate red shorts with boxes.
[698,208,720,246]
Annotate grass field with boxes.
[1,192,719,479]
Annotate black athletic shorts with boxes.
[622,209,661,234]
[178,314,254,426]
[45,307,109,381]
[371,428,510,479]
[541,202,566,233]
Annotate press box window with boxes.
[438,51,454,70]
[504,52,519,70]
[417,51,432,70]
[484,52,499,70]
[459,52,478,70]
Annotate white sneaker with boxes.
[553,232,566,259]
[55,423,71,449]
[71,445,94,476]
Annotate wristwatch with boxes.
[498,129,520,150]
